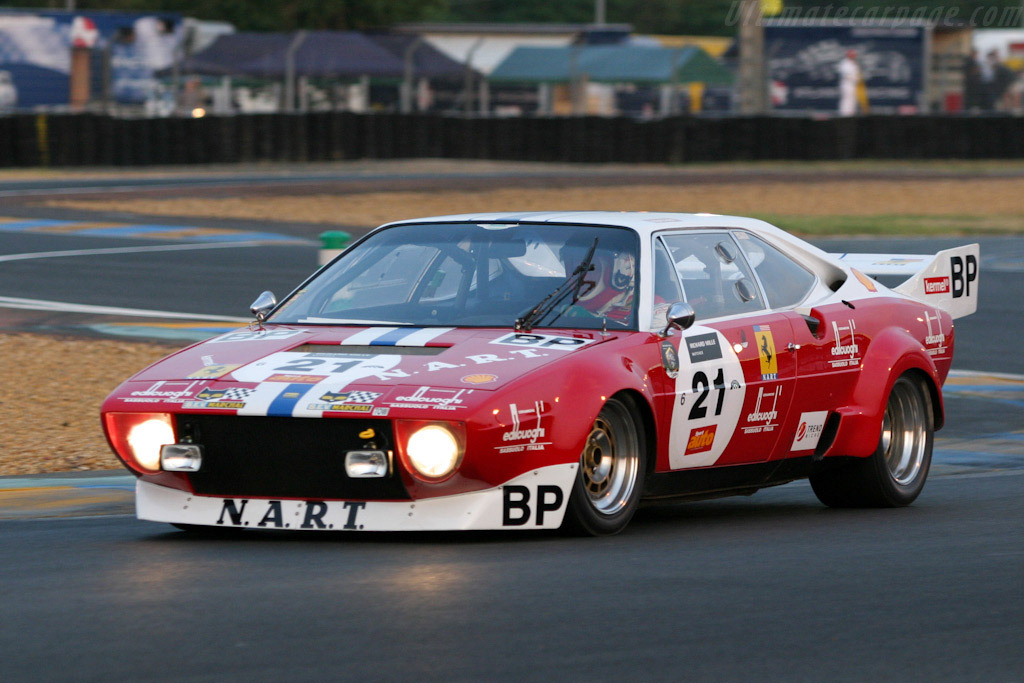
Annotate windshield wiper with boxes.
[514,238,598,332]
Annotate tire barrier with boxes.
[0,112,1020,168]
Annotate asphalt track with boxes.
[0,169,1022,680]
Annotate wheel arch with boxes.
[611,388,657,481]
[824,328,945,458]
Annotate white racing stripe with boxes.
[0,295,248,321]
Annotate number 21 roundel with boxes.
[668,327,745,469]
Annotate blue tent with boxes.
[182,31,466,80]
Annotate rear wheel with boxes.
[810,374,933,508]
[563,396,646,536]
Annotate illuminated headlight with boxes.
[345,450,388,478]
[126,418,175,472]
[405,424,462,480]
[161,444,203,472]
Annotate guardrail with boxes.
[1,112,1021,167]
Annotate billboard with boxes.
[0,10,179,109]
[765,22,927,113]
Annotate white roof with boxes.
[388,210,788,240]
[384,210,844,278]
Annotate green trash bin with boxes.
[319,230,351,266]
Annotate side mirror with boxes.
[250,291,277,323]
[660,301,696,337]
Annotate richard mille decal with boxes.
[686,333,722,363]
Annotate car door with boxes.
[655,232,797,470]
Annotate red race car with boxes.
[101,212,979,535]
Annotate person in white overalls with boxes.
[838,49,861,116]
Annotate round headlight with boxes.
[406,424,462,480]
[126,418,175,472]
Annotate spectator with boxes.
[838,49,861,116]
[963,49,982,111]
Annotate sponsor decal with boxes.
[660,341,680,379]
[462,374,497,385]
[186,364,241,380]
[753,325,777,380]
[307,403,373,413]
[923,276,950,295]
[195,387,256,401]
[684,426,717,455]
[207,329,304,344]
[490,332,595,351]
[266,373,328,384]
[873,258,924,267]
[791,411,828,451]
[686,332,722,363]
[387,386,472,411]
[123,380,202,403]
[318,390,382,404]
[829,319,860,368]
[923,309,947,356]
[372,407,390,417]
[742,386,781,434]
[182,401,246,410]
[852,268,878,292]
[498,402,550,453]
[502,485,565,526]
[950,254,977,299]
[216,498,367,530]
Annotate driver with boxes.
[575,250,635,323]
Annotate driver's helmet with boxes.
[576,250,635,321]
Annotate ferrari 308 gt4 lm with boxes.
[102,212,979,535]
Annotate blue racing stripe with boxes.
[370,327,422,346]
[0,220,76,231]
[267,383,313,417]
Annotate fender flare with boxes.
[824,327,944,458]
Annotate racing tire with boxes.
[810,374,933,508]
[563,396,647,536]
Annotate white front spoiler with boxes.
[137,464,577,532]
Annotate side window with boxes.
[734,232,816,309]
[652,238,684,327]
[662,233,765,321]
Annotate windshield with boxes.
[270,222,639,331]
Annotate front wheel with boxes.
[563,396,646,536]
[810,374,934,508]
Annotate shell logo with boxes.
[461,374,497,385]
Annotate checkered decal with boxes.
[219,387,256,401]
[324,390,382,404]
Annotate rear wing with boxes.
[832,244,979,319]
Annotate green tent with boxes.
[490,45,733,86]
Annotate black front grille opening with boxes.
[175,414,410,500]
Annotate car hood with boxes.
[129,325,614,396]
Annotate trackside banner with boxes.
[765,22,927,113]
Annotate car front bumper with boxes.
[137,463,577,532]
